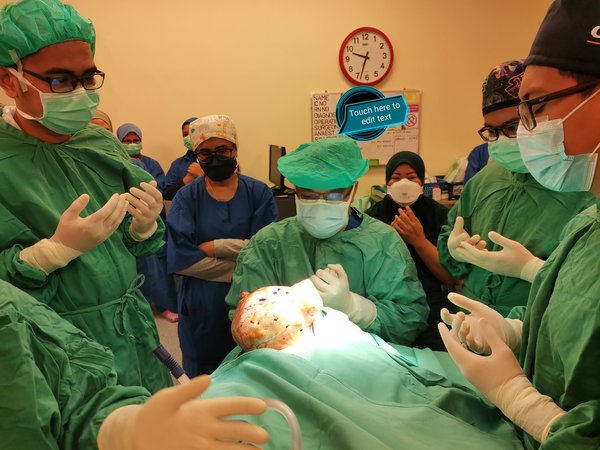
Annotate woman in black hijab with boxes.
[365,151,454,350]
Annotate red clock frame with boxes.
[338,26,394,86]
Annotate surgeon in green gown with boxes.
[437,59,595,317]
[439,1,600,448]
[225,137,428,346]
[0,279,269,450]
[0,0,170,392]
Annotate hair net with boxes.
[116,123,142,142]
[278,137,369,190]
[92,109,112,131]
[525,0,600,77]
[385,151,425,183]
[0,0,95,66]
[189,115,237,150]
[482,60,525,115]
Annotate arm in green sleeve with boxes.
[363,233,429,345]
[122,215,165,257]
[225,236,281,319]
[0,288,150,450]
[437,198,473,279]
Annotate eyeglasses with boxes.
[517,79,600,131]
[122,138,141,144]
[195,146,235,163]
[477,120,520,142]
[295,187,353,202]
[20,68,105,93]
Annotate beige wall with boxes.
[0,0,550,195]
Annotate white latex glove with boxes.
[310,264,376,328]
[440,293,522,354]
[97,375,269,450]
[125,181,163,241]
[455,231,545,282]
[447,216,487,263]
[20,193,128,274]
[310,264,352,312]
[439,319,565,443]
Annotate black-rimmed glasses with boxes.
[20,68,105,93]
[195,146,234,163]
[517,79,600,131]
[477,120,520,142]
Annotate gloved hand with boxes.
[439,319,565,443]
[310,264,376,328]
[97,375,269,450]
[447,216,487,263]
[126,181,163,241]
[454,231,545,282]
[310,264,351,312]
[440,293,522,354]
[20,193,128,274]
[183,162,203,184]
[52,193,128,252]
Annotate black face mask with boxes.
[200,157,237,181]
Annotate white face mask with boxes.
[388,179,423,205]
[295,197,351,239]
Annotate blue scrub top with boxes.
[139,154,166,195]
[463,142,489,185]
[164,150,197,200]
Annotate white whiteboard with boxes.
[311,90,421,165]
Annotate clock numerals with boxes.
[339,28,393,85]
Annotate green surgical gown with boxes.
[0,114,171,393]
[205,311,524,450]
[225,213,428,345]
[517,200,600,449]
[0,279,150,450]
[438,163,595,316]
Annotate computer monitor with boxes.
[269,144,286,193]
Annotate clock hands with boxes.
[358,51,370,80]
[352,52,370,60]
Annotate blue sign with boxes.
[336,86,409,141]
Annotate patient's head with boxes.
[231,279,323,351]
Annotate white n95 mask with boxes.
[296,198,351,239]
[388,179,423,206]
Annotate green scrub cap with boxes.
[279,137,369,190]
[0,0,95,66]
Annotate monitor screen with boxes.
[269,144,286,190]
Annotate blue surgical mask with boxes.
[517,88,600,192]
[9,68,99,135]
[487,136,529,173]
[295,198,351,239]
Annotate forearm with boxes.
[214,239,248,260]
[490,374,565,443]
[123,217,165,257]
[412,238,455,288]
[177,257,236,283]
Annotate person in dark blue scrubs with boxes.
[164,117,201,200]
[167,115,278,376]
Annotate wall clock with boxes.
[339,27,393,85]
